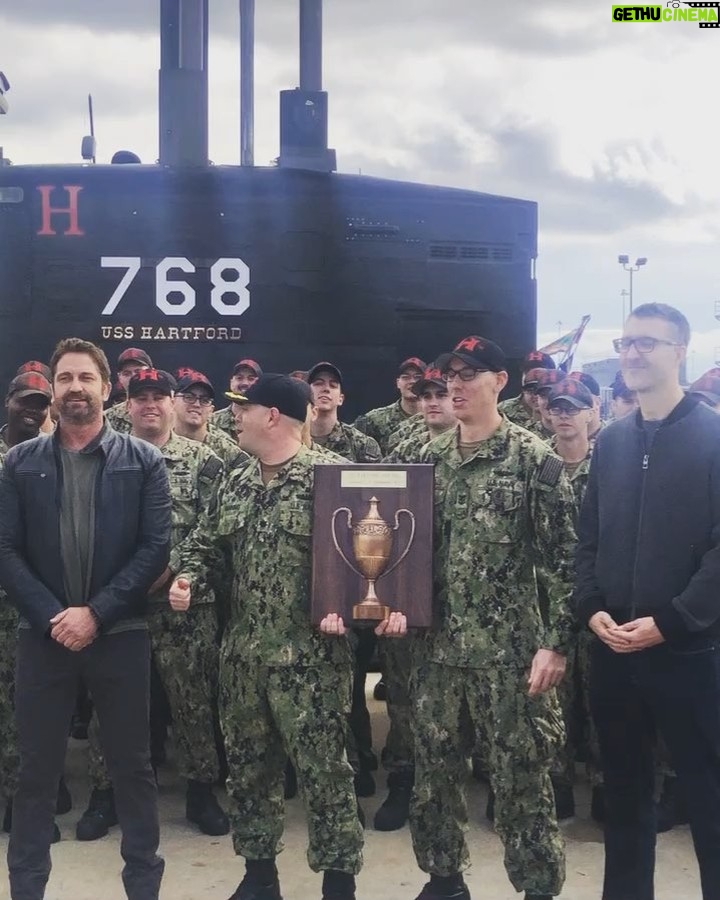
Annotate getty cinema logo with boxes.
[612,2,720,26]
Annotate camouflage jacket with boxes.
[149,432,224,609]
[386,414,425,453]
[497,395,552,439]
[383,426,449,464]
[310,442,349,463]
[417,419,577,668]
[353,399,416,455]
[549,436,592,515]
[314,421,381,463]
[211,406,237,441]
[0,450,18,627]
[105,401,132,434]
[181,445,351,668]
[202,425,248,471]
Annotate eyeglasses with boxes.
[612,337,684,354]
[442,367,484,382]
[548,405,584,417]
[178,393,213,407]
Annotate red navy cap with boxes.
[522,351,556,373]
[176,371,215,398]
[547,379,594,409]
[127,369,176,398]
[16,361,52,382]
[412,366,446,395]
[437,336,506,374]
[232,358,262,377]
[7,372,52,401]
[398,357,427,375]
[118,348,153,369]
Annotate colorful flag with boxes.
[539,315,591,369]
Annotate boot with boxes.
[373,679,387,701]
[485,788,494,822]
[590,785,605,824]
[227,859,283,900]
[656,775,689,833]
[551,779,575,821]
[75,787,118,841]
[322,870,356,900]
[186,780,230,836]
[284,760,298,800]
[4,800,60,842]
[414,873,471,899]
[373,768,413,831]
[353,768,375,798]
[56,776,72,815]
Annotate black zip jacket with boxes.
[574,395,720,644]
[0,425,171,635]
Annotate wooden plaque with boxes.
[311,464,434,628]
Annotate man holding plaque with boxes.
[409,336,577,900]
[167,374,366,900]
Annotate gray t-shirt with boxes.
[60,446,100,605]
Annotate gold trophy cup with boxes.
[331,497,416,621]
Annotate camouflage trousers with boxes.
[89,604,220,787]
[379,637,415,771]
[219,626,364,874]
[553,632,603,788]
[410,660,566,896]
[0,621,19,801]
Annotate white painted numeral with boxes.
[100,257,142,315]
[156,257,196,316]
[210,258,250,316]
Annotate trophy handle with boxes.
[380,508,416,580]
[331,507,363,577]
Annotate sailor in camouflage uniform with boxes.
[544,380,597,821]
[212,358,262,441]
[498,350,556,436]
[80,369,229,841]
[170,374,369,900]
[172,370,249,471]
[374,366,456,833]
[408,337,577,900]
[353,356,426,454]
[104,347,153,434]
[385,412,425,454]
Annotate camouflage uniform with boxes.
[316,421,381,464]
[203,424,248,472]
[0,451,19,804]
[88,433,224,788]
[385,414,425,454]
[182,447,364,874]
[211,406,237,441]
[353,399,416,455]
[498,394,552,440]
[104,401,132,434]
[410,421,577,896]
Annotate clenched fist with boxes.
[169,576,191,612]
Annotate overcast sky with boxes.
[1,1,718,378]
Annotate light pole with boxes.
[620,289,629,323]
[618,255,647,313]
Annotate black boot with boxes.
[590,785,605,823]
[56,776,72,815]
[373,679,387,701]
[186,780,230,836]
[353,768,375,798]
[284,760,297,800]
[656,775,689,833]
[414,873,471,899]
[75,787,118,841]
[228,859,283,900]
[322,870,356,900]
[373,768,414,831]
[485,788,495,822]
[551,779,575,821]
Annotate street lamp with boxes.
[618,255,647,313]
